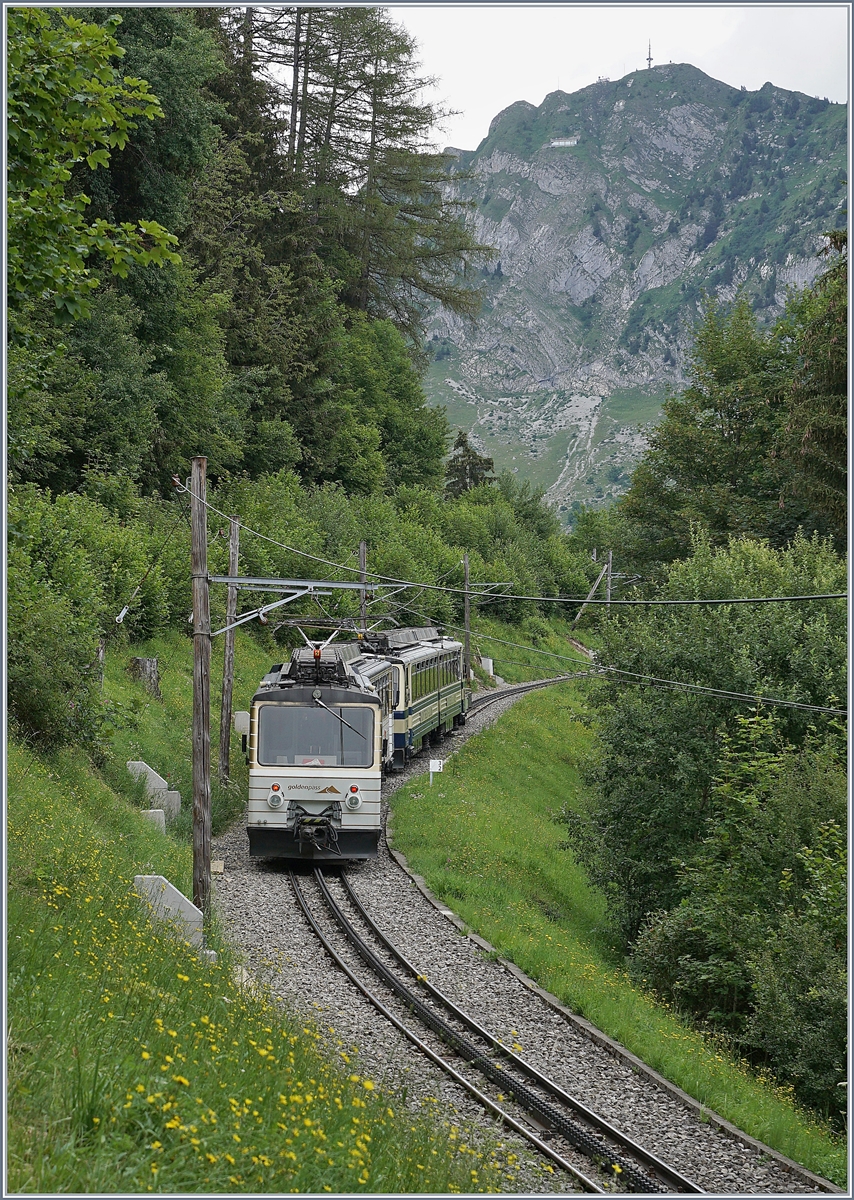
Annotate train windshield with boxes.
[257,704,374,767]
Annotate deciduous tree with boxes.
[775,230,847,542]
[7,8,180,319]
[561,530,846,943]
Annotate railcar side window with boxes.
[257,704,374,767]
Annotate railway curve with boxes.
[211,672,841,1195]
[292,866,703,1194]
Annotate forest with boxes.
[567,233,847,1122]
[7,5,596,719]
[7,6,847,1129]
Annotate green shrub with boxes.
[563,531,846,943]
[7,484,174,747]
[628,717,846,1121]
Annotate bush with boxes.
[748,915,846,1121]
[562,531,846,943]
[7,542,102,750]
[628,717,846,1121]
[6,484,175,747]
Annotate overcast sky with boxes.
[385,4,850,151]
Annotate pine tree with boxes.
[445,431,494,498]
[215,6,491,344]
[776,230,847,543]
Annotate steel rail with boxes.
[287,870,604,1193]
[312,869,670,1194]
[467,674,591,714]
[339,873,702,1195]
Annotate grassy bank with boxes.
[98,628,275,841]
[6,739,535,1193]
[389,685,846,1186]
[465,614,592,686]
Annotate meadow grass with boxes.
[99,628,276,840]
[6,739,543,1194]
[466,614,592,685]
[390,684,847,1187]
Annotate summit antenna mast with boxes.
[647,42,653,70]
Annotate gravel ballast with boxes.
[212,684,840,1195]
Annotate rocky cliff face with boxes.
[424,64,846,520]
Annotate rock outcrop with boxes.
[425,64,846,519]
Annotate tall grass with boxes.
[7,739,545,1193]
[98,628,275,839]
[390,685,846,1187]
[467,615,592,685]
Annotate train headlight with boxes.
[267,784,285,810]
[345,785,362,811]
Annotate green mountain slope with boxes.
[425,64,846,519]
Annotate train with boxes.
[233,627,469,861]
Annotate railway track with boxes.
[467,672,593,715]
[290,866,704,1196]
[215,662,840,1195]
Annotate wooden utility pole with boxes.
[606,549,613,610]
[359,539,367,633]
[218,516,240,784]
[190,457,212,916]
[572,560,609,628]
[463,552,471,682]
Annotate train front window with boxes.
[258,705,374,767]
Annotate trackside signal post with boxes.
[190,457,212,915]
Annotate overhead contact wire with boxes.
[403,608,845,716]
[173,483,844,607]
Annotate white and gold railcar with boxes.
[237,629,469,860]
[380,634,468,768]
[239,645,390,861]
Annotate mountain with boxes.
[424,64,846,521]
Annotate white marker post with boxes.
[429,759,443,787]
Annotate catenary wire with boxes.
[599,668,846,715]
[492,659,573,674]
[284,591,843,718]
[174,482,846,608]
[398,607,846,717]
[392,611,594,668]
[185,483,844,717]
[114,507,187,622]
